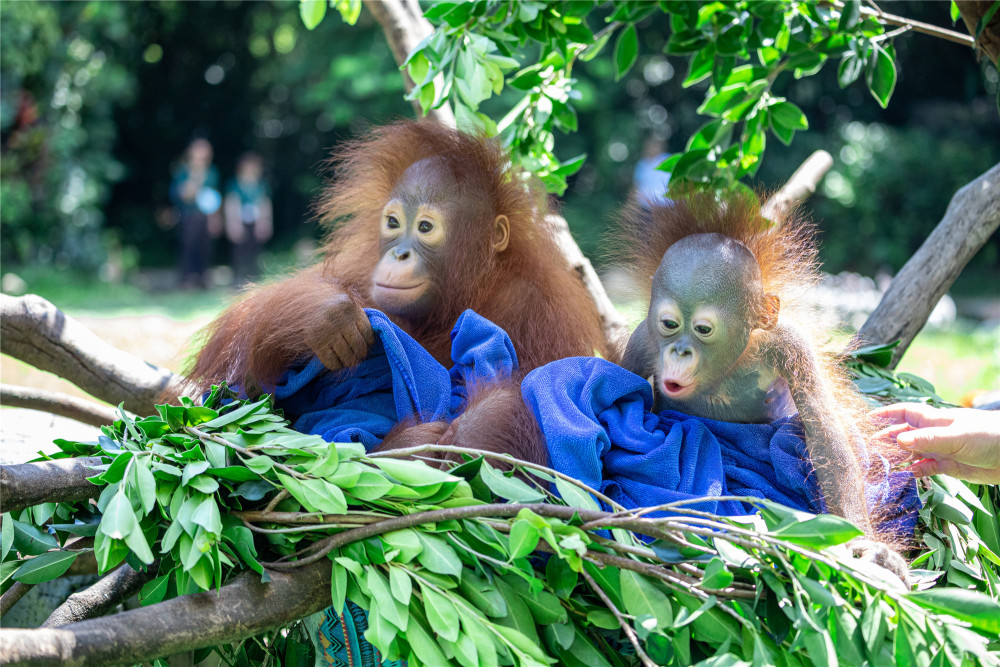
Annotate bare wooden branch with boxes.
[859,162,1000,367]
[42,563,159,628]
[762,150,834,222]
[0,582,34,617]
[0,564,332,666]
[547,213,631,346]
[0,384,122,428]
[363,0,456,126]
[1,458,103,514]
[0,294,186,415]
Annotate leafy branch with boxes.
[3,389,999,665]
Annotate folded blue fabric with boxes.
[521,357,920,537]
[273,309,517,450]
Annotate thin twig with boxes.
[185,427,307,480]
[263,490,290,513]
[831,1,976,46]
[581,568,658,667]
[368,444,627,510]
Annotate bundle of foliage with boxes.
[3,383,999,666]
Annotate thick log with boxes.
[0,563,331,666]
[0,385,122,428]
[1,458,103,514]
[0,294,185,415]
[364,0,456,126]
[42,564,159,628]
[859,162,1000,367]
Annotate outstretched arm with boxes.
[189,265,372,394]
[764,325,873,533]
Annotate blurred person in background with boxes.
[170,137,222,289]
[633,137,672,204]
[224,152,272,285]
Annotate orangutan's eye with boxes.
[661,319,679,331]
[695,324,713,336]
[418,220,433,233]
[386,215,400,229]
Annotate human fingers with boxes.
[871,422,913,445]
[909,458,1000,485]
[868,402,954,429]
[896,425,968,458]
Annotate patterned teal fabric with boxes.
[313,601,406,667]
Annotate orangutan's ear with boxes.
[492,215,510,252]
[759,293,780,330]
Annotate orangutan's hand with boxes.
[304,294,375,373]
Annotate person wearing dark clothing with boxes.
[225,152,272,284]
[170,138,221,288]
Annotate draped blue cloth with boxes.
[272,309,517,450]
[521,357,921,537]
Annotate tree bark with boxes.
[0,385,122,428]
[0,582,34,617]
[956,0,1000,65]
[858,162,1000,367]
[1,458,103,514]
[42,564,158,629]
[762,150,834,222]
[546,214,631,345]
[0,294,185,415]
[363,0,456,126]
[0,563,331,666]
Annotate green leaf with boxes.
[330,562,348,612]
[134,462,157,515]
[389,566,412,605]
[865,43,896,108]
[404,614,449,666]
[13,550,80,584]
[950,1,960,22]
[906,588,1000,634]
[191,496,222,536]
[11,514,59,556]
[620,570,673,629]
[614,24,639,81]
[1,515,14,559]
[200,398,268,429]
[347,471,395,501]
[181,460,210,486]
[700,557,735,589]
[423,586,460,642]
[101,491,138,540]
[508,519,541,560]
[771,513,863,547]
[372,458,459,487]
[138,574,170,605]
[415,532,462,576]
[299,0,326,30]
[554,476,599,512]
[770,101,809,131]
[383,529,423,563]
[838,0,861,31]
[479,462,545,502]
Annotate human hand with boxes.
[870,402,1000,484]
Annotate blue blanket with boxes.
[272,309,517,450]
[521,357,921,537]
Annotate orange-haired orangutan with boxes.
[189,121,610,394]
[617,191,908,580]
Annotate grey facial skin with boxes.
[623,233,792,423]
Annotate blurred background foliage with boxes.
[1,0,996,290]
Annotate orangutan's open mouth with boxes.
[662,379,694,397]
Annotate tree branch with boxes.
[0,384,122,428]
[0,563,332,666]
[1,294,187,415]
[547,213,631,345]
[955,0,1000,65]
[850,3,976,47]
[1,457,103,514]
[0,582,34,617]
[363,0,456,126]
[42,563,159,628]
[858,162,1000,367]
[762,150,834,222]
